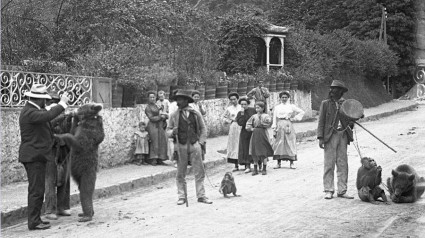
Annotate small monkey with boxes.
[219,172,240,198]
[356,157,389,205]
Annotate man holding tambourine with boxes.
[317,80,356,200]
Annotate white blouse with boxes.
[223,104,242,124]
[272,102,305,129]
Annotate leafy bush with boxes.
[284,25,399,86]
[217,6,268,75]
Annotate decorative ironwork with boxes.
[1,70,93,107]
[414,65,425,84]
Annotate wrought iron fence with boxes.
[1,70,93,107]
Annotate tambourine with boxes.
[340,99,364,121]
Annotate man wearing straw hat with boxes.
[167,90,212,205]
[19,84,69,230]
[317,80,355,200]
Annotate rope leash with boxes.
[353,127,363,158]
[200,156,220,191]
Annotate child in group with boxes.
[133,121,150,165]
[246,101,274,176]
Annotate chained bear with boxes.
[55,103,105,222]
[387,164,425,203]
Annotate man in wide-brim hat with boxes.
[317,80,355,200]
[167,90,213,205]
[19,84,70,230]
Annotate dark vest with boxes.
[178,112,198,144]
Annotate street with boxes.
[2,104,425,238]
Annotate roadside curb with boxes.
[1,158,227,227]
[1,102,418,227]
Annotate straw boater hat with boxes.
[174,90,194,103]
[24,84,52,99]
[330,80,348,93]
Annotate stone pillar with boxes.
[263,36,271,72]
[279,37,285,66]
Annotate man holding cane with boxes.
[167,90,212,206]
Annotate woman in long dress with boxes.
[236,98,256,173]
[145,91,169,165]
[272,91,305,169]
[223,92,242,172]
[246,101,274,176]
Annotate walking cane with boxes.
[175,131,189,207]
[354,122,397,153]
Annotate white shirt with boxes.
[168,101,178,117]
[223,104,241,124]
[272,102,305,129]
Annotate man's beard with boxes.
[177,102,188,108]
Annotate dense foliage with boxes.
[271,0,417,94]
[1,0,417,96]
[217,6,268,75]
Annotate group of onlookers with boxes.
[224,79,356,201]
[224,81,305,176]
[131,90,207,167]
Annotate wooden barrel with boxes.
[284,81,291,91]
[237,81,247,96]
[276,81,284,91]
[269,79,276,92]
[290,81,298,90]
[247,80,255,93]
[205,85,216,100]
[215,85,228,98]
[228,83,238,95]
[195,85,205,100]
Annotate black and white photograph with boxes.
[1,0,425,237]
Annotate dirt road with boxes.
[2,104,425,238]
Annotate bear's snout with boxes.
[394,189,403,196]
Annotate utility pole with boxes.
[379,4,390,95]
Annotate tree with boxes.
[217,5,268,75]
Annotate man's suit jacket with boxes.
[317,98,353,144]
[166,106,207,145]
[247,87,270,102]
[19,102,65,163]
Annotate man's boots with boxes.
[262,165,267,175]
[252,165,258,176]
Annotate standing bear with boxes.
[55,103,105,222]
[387,164,425,203]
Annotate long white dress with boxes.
[223,104,242,163]
[271,102,305,161]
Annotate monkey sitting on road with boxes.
[356,157,389,205]
[219,172,240,198]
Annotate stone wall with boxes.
[0,90,312,185]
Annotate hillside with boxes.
[311,75,393,111]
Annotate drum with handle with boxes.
[340,99,364,121]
